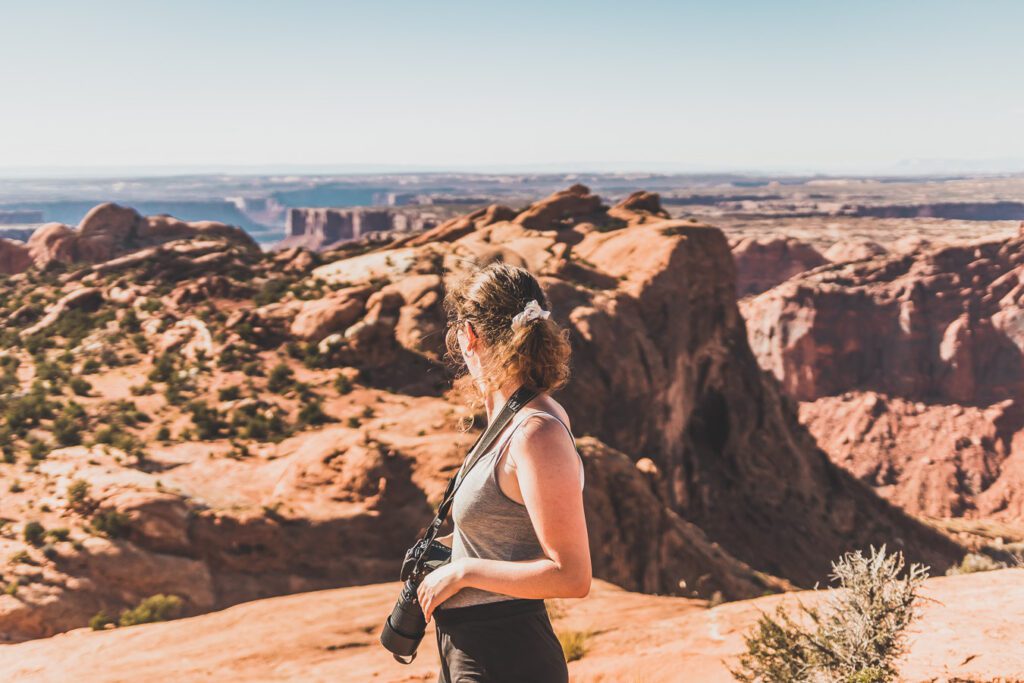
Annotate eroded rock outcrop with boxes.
[743,231,1024,523]
[25,203,257,270]
[730,236,829,296]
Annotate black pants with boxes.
[434,598,568,683]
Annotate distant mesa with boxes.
[276,207,439,251]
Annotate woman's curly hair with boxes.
[443,261,571,418]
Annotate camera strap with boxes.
[413,384,539,572]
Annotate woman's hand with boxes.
[416,558,467,624]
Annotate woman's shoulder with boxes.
[522,395,572,432]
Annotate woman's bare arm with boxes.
[417,414,591,621]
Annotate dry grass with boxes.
[556,628,591,663]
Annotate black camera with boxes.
[379,538,452,663]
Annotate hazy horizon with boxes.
[2,1,1023,172]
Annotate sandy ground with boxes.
[1,570,1021,682]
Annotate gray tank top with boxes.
[441,409,584,609]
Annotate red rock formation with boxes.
[743,232,1024,522]
[800,392,1024,520]
[823,238,887,263]
[0,239,32,274]
[744,234,1024,404]
[20,203,257,271]
[512,183,608,230]
[730,236,829,296]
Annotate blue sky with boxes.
[1,1,1022,173]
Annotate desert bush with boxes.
[69,376,92,396]
[8,550,32,565]
[230,403,287,441]
[148,353,177,383]
[945,552,1016,575]
[255,278,292,306]
[557,629,590,663]
[118,593,183,626]
[89,610,116,630]
[90,509,131,539]
[267,363,294,393]
[45,527,70,542]
[218,385,241,402]
[730,545,928,683]
[334,373,353,395]
[120,308,141,333]
[5,385,56,435]
[187,400,226,440]
[23,521,46,547]
[54,404,86,447]
[67,478,91,509]
[27,436,50,460]
[297,398,331,427]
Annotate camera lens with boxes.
[379,579,427,661]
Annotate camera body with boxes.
[379,538,452,662]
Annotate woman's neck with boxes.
[483,379,527,422]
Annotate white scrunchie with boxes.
[510,299,550,330]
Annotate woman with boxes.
[415,262,591,683]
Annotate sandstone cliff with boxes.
[742,226,1024,521]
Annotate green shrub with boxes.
[267,363,294,393]
[334,373,353,395]
[67,478,91,508]
[54,413,83,447]
[89,610,117,630]
[297,399,330,427]
[46,527,70,542]
[730,545,928,683]
[23,520,46,546]
[254,278,292,306]
[118,593,183,626]
[148,353,176,383]
[218,385,241,402]
[120,308,141,333]
[90,509,131,538]
[187,400,225,440]
[155,425,171,441]
[27,436,50,460]
[69,376,92,396]
[5,386,56,435]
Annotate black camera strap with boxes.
[412,383,539,574]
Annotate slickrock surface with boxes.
[1,570,1020,683]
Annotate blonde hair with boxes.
[443,262,571,417]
